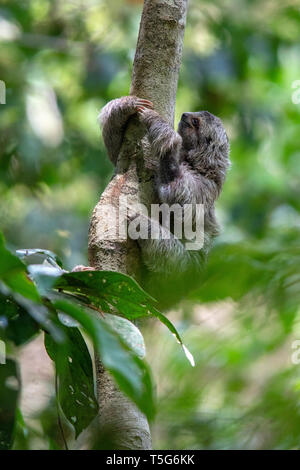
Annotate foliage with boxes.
[0,0,300,450]
[0,232,193,448]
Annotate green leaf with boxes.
[27,265,63,296]
[52,298,155,421]
[0,293,39,346]
[0,233,25,277]
[0,283,65,344]
[45,328,98,438]
[54,270,156,316]
[105,314,146,359]
[0,359,21,450]
[55,271,195,366]
[0,233,41,303]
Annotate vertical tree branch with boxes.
[131,0,187,124]
[88,0,188,450]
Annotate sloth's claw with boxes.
[72,265,96,272]
[136,98,154,109]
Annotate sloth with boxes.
[99,96,230,272]
[74,96,230,306]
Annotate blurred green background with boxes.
[1,0,300,449]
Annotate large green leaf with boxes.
[0,233,41,303]
[54,270,157,316]
[52,298,155,421]
[0,293,39,346]
[45,327,98,438]
[55,271,194,366]
[0,359,21,450]
[0,282,65,344]
[27,265,63,296]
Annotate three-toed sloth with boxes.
[74,96,230,305]
[99,96,230,277]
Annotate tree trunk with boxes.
[88,0,188,450]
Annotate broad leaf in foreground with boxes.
[0,233,41,303]
[55,271,195,366]
[0,293,39,346]
[52,298,155,420]
[45,327,98,438]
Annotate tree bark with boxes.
[88,0,188,450]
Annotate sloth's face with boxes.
[178,111,229,159]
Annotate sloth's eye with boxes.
[205,136,212,145]
[192,118,199,127]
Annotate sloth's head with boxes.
[178,111,230,171]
